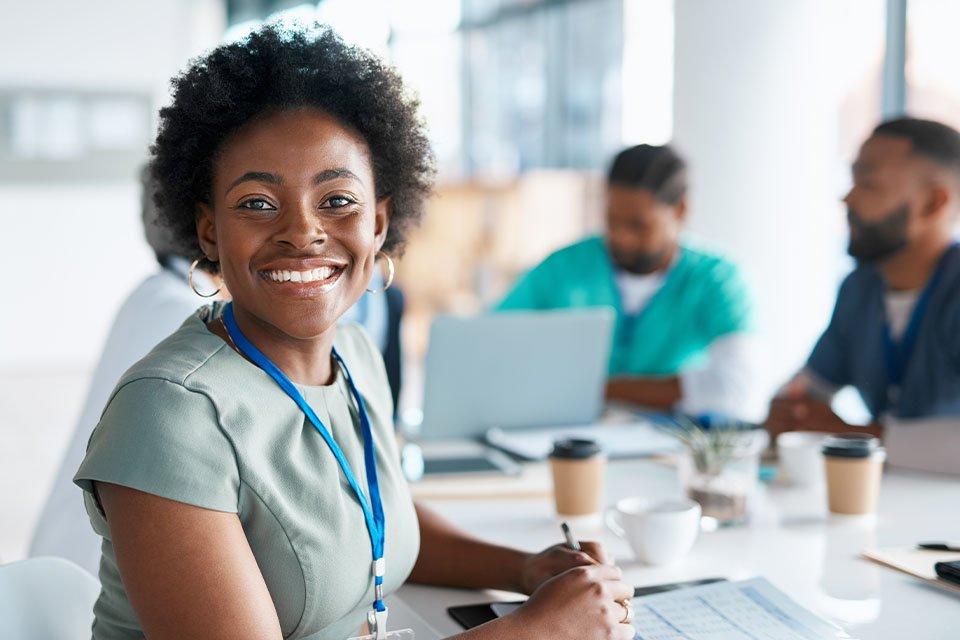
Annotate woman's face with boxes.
[197,108,388,340]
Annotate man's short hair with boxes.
[607,144,687,205]
[873,117,960,181]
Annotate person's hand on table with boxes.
[507,564,636,640]
[518,540,609,594]
[765,396,805,440]
[765,395,848,441]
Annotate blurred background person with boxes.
[496,144,761,421]
[28,168,218,573]
[767,117,960,438]
[341,267,406,415]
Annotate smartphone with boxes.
[935,560,960,586]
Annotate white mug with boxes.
[777,431,828,486]
[605,497,701,566]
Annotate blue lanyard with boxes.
[881,244,957,407]
[222,303,388,617]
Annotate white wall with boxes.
[0,0,224,560]
[0,0,221,95]
[0,0,224,369]
[672,0,886,405]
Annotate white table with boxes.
[396,459,960,639]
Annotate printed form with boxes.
[631,578,851,640]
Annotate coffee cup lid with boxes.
[821,433,883,458]
[549,438,602,459]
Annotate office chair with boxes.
[0,556,99,639]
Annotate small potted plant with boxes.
[665,416,768,526]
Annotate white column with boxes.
[672,0,885,407]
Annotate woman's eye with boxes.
[324,195,356,209]
[238,199,276,211]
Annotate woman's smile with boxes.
[256,257,348,296]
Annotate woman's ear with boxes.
[195,203,219,262]
[374,197,392,252]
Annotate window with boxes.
[461,0,625,176]
[0,90,151,183]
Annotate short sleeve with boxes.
[74,377,240,528]
[699,260,755,340]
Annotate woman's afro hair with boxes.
[149,23,435,266]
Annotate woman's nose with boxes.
[277,201,326,249]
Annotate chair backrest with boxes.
[0,557,100,640]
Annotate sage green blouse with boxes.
[74,303,420,639]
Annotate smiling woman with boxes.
[197,107,393,379]
[71,24,636,640]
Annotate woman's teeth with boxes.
[265,267,339,283]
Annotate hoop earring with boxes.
[366,252,395,293]
[189,257,222,298]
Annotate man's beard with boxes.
[612,248,669,275]
[847,202,910,263]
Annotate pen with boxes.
[560,521,581,551]
[919,542,960,552]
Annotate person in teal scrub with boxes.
[497,144,760,420]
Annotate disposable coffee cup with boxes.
[822,434,885,515]
[549,438,606,517]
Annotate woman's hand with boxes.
[507,564,636,640]
[518,541,609,594]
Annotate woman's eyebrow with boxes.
[224,168,360,195]
[313,168,361,184]
[225,171,281,194]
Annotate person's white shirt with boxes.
[615,268,763,422]
[884,289,919,340]
[29,257,209,574]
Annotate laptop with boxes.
[407,308,615,476]
[884,416,960,475]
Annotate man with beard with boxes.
[496,144,760,421]
[767,117,960,438]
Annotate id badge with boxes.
[346,629,414,640]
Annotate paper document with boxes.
[492,578,848,639]
[485,421,682,460]
[629,578,850,639]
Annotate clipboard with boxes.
[861,547,960,595]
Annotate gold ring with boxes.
[617,598,634,624]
